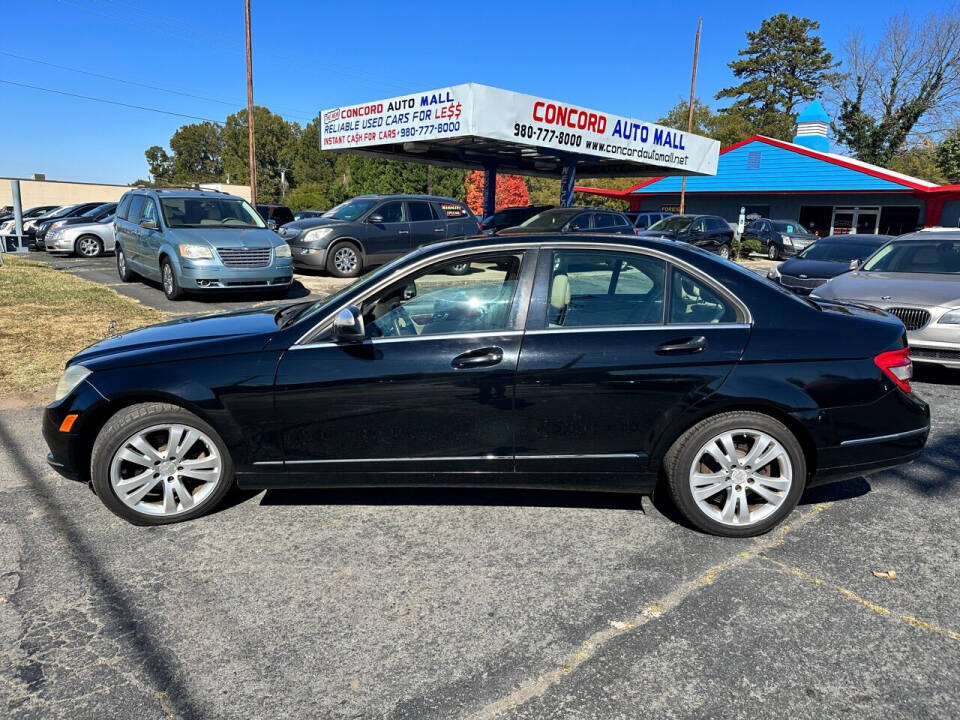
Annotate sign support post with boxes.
[483,164,498,219]
[560,159,577,207]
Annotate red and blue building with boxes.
[579,101,960,236]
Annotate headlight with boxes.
[303,227,333,243]
[274,243,291,258]
[782,236,793,246]
[50,220,65,230]
[0,221,11,233]
[767,266,781,280]
[54,365,91,402]
[938,309,960,324]
[179,243,214,260]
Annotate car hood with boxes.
[778,258,851,279]
[167,227,280,247]
[814,271,960,307]
[278,217,348,237]
[71,306,282,368]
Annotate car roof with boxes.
[894,230,960,242]
[133,187,236,199]
[351,193,461,202]
[820,234,892,243]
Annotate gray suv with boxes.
[277,194,478,277]
[114,188,293,300]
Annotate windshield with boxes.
[159,197,266,229]
[798,241,878,262]
[519,209,581,230]
[323,198,379,221]
[861,240,960,274]
[99,214,115,224]
[40,204,81,220]
[772,221,809,234]
[648,216,694,232]
[81,204,109,218]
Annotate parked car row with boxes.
[0,202,118,253]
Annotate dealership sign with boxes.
[320,83,720,176]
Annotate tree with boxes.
[658,98,757,147]
[937,128,960,183]
[145,145,173,185]
[169,121,224,183]
[833,9,960,165]
[222,106,299,201]
[887,139,947,184]
[717,14,839,140]
[464,172,529,216]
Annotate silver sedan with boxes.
[45,215,116,257]
[812,230,960,368]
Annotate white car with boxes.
[45,215,116,257]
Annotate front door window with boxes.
[363,253,523,338]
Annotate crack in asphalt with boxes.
[463,503,832,720]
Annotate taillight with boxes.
[874,347,912,393]
[633,228,640,235]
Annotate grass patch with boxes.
[0,256,168,397]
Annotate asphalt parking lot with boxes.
[1,367,958,719]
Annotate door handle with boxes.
[434,228,445,232]
[656,336,707,355]
[398,230,409,234]
[451,346,503,369]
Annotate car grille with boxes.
[883,307,930,331]
[216,247,272,268]
[780,274,825,290]
[912,348,960,361]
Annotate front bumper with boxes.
[45,234,74,253]
[289,245,328,269]
[907,320,960,367]
[178,258,294,290]
[42,379,109,482]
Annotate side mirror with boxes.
[266,218,278,231]
[333,305,365,341]
[849,258,860,270]
[140,218,158,231]
[367,213,384,224]
[401,282,417,301]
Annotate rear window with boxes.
[438,202,469,218]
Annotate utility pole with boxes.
[679,17,702,216]
[278,167,290,199]
[244,0,257,205]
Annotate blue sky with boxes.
[0,0,948,184]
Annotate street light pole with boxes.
[244,0,257,205]
[679,17,702,216]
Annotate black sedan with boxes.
[768,234,893,295]
[637,214,735,258]
[43,235,929,537]
[499,208,635,235]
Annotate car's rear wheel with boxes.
[116,245,136,281]
[90,403,234,525]
[326,241,362,278]
[161,258,184,300]
[718,244,731,260]
[76,235,103,258]
[663,411,806,537]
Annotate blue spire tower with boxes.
[792,100,830,153]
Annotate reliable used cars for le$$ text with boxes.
[43,235,929,537]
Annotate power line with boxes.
[0,49,315,121]
[0,78,226,124]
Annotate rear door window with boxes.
[669,267,737,324]
[594,213,616,229]
[407,201,434,222]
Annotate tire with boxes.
[161,257,184,300]
[75,235,103,258]
[90,402,235,525]
[116,245,136,282]
[326,241,362,278]
[446,261,471,276]
[663,411,806,537]
[767,242,779,261]
[717,244,731,260]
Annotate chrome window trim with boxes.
[839,427,928,447]
[292,329,524,351]
[293,240,754,345]
[524,323,751,336]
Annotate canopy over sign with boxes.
[320,83,720,179]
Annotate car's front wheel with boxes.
[326,241,362,278]
[90,403,234,525]
[161,258,184,300]
[663,411,806,537]
[718,244,731,260]
[767,242,779,260]
[76,235,103,258]
[116,245,136,281]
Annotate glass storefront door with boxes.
[831,207,879,235]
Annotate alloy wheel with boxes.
[118,250,126,274]
[334,246,358,274]
[109,423,223,516]
[687,429,793,527]
[718,245,730,260]
[162,264,174,296]
[78,237,100,257]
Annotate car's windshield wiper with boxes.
[275,301,313,328]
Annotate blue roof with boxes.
[796,100,829,124]
[629,137,918,195]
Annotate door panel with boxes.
[407,200,447,246]
[514,248,750,474]
[364,200,411,263]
